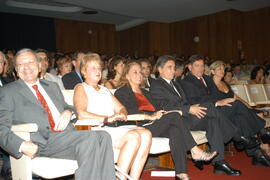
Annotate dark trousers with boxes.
[189,103,237,162]
[218,100,265,156]
[218,100,265,137]
[38,130,115,180]
[145,112,197,174]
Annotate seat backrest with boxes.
[245,84,269,105]
[62,90,74,106]
[233,80,248,85]
[264,84,270,101]
[231,84,249,103]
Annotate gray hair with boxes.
[14,48,40,67]
[156,55,175,68]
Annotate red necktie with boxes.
[199,78,206,87]
[32,85,56,132]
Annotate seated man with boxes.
[35,49,65,90]
[138,58,156,89]
[180,55,270,167]
[0,48,115,180]
[62,51,85,89]
[149,55,241,176]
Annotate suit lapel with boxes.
[40,80,63,113]
[73,71,83,82]
[187,73,209,94]
[17,79,42,107]
[158,78,182,100]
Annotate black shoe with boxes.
[234,136,260,150]
[252,154,270,167]
[260,129,270,144]
[194,161,204,170]
[213,161,241,176]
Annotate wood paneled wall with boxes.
[241,8,270,63]
[55,19,118,54]
[119,7,270,64]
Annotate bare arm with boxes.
[74,84,106,123]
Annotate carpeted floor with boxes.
[141,150,270,180]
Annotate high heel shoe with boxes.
[191,150,218,170]
[191,150,217,161]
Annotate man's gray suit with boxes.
[0,79,115,180]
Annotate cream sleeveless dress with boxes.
[82,83,137,143]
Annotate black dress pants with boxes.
[189,103,237,162]
[145,112,197,174]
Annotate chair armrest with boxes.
[11,123,38,133]
[74,119,101,126]
[127,114,146,121]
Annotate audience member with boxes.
[0,51,12,180]
[36,49,65,89]
[62,51,85,89]
[223,68,235,84]
[138,58,155,89]
[115,61,217,180]
[56,56,73,78]
[73,53,151,180]
[233,64,248,80]
[0,48,116,180]
[149,55,241,176]
[209,61,270,160]
[104,56,126,89]
[180,56,270,168]
[249,66,265,84]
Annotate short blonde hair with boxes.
[209,60,226,71]
[80,53,103,74]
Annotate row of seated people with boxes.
[0,49,270,180]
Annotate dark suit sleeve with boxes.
[180,78,217,105]
[149,80,190,115]
[0,87,24,159]
[114,86,144,115]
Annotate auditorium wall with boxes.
[118,7,270,64]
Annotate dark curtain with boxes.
[0,12,56,51]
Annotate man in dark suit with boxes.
[62,51,85,89]
[0,48,115,180]
[180,55,270,167]
[150,55,241,176]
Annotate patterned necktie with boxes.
[32,85,56,132]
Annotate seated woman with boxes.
[104,56,126,90]
[56,56,73,78]
[74,53,152,180]
[209,61,270,161]
[114,61,217,180]
[249,66,265,84]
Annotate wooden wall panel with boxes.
[241,8,270,63]
[55,19,117,54]
[118,23,150,57]
[118,7,270,64]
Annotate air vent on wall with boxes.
[6,0,82,12]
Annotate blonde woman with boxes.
[74,53,151,180]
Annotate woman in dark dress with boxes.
[209,61,270,159]
[115,61,217,180]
